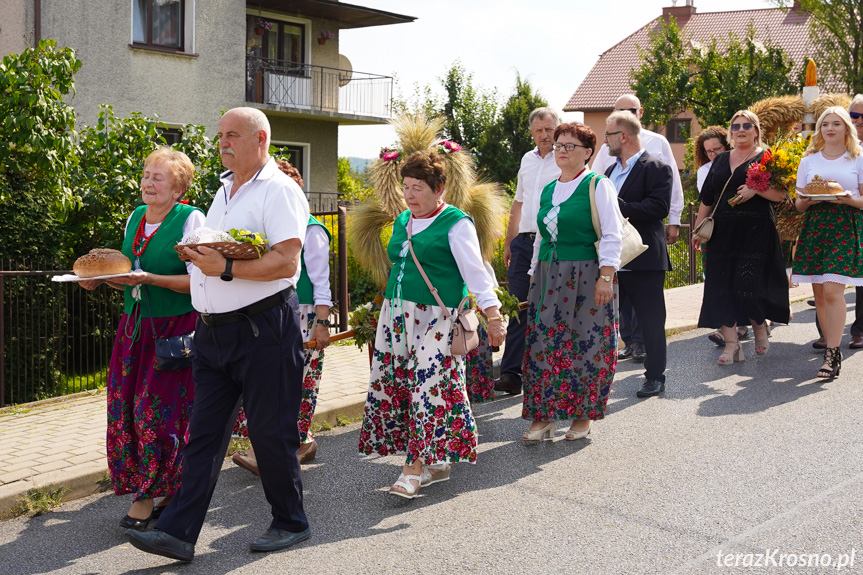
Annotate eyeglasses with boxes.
[730,122,754,132]
[705,146,725,156]
[604,130,623,138]
[615,108,638,115]
[552,143,588,152]
[850,111,863,120]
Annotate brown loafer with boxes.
[298,440,318,464]
[231,448,259,476]
[850,335,863,350]
[812,337,826,350]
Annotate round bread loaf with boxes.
[804,175,843,195]
[73,249,132,278]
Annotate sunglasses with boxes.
[850,111,863,120]
[730,122,754,132]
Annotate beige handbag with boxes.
[692,174,734,242]
[588,174,648,267]
[406,217,480,356]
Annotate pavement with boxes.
[0,282,816,519]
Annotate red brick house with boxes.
[564,1,816,170]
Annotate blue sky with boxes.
[337,0,775,158]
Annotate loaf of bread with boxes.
[804,175,843,195]
[73,249,132,278]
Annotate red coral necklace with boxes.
[132,216,159,257]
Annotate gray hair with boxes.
[227,107,271,147]
[851,94,863,110]
[528,107,560,126]
[607,111,641,137]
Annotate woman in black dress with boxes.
[692,110,790,365]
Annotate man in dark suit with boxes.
[603,111,672,397]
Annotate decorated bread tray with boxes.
[174,242,267,262]
[52,272,136,282]
[798,191,852,200]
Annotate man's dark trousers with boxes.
[619,292,643,345]
[618,270,666,383]
[156,293,308,544]
[500,233,533,380]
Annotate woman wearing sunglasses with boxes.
[692,110,790,365]
[792,106,863,379]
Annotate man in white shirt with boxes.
[592,94,683,362]
[127,108,312,562]
[495,107,561,395]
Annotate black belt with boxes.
[519,232,537,241]
[199,287,295,333]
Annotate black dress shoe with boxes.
[126,529,195,562]
[250,527,311,552]
[807,299,816,307]
[850,335,863,350]
[631,342,646,363]
[493,373,522,395]
[119,513,152,531]
[618,345,633,359]
[636,379,665,398]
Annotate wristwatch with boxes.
[316,318,331,327]
[220,259,233,282]
[600,274,612,283]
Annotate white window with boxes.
[132,0,195,54]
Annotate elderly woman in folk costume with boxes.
[351,115,508,498]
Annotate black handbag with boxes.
[143,286,194,371]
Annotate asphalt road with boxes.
[1,298,862,575]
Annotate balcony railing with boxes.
[246,57,393,119]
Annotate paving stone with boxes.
[0,468,36,484]
[31,460,70,474]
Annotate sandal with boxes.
[754,324,770,356]
[717,342,744,365]
[817,347,842,379]
[420,463,451,486]
[389,473,422,499]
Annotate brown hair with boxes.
[694,126,729,169]
[553,122,597,160]
[276,158,304,188]
[143,147,195,193]
[400,151,447,191]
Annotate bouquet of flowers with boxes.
[348,291,384,350]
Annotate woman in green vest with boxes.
[522,123,623,441]
[80,148,204,530]
[358,150,506,499]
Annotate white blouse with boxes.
[125,209,206,274]
[302,224,333,307]
[400,207,501,311]
[529,171,624,274]
[796,152,863,196]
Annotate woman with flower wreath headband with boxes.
[356,148,506,499]
[792,106,863,379]
[79,147,205,530]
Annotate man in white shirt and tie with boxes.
[495,107,561,395]
[592,94,683,363]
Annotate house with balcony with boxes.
[2,0,414,210]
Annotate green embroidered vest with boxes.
[536,173,601,262]
[385,206,470,308]
[297,216,331,305]
[121,203,201,318]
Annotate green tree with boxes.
[478,73,548,191]
[337,157,373,202]
[631,18,799,130]
[772,0,863,93]
[440,61,500,156]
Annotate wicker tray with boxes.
[174,242,267,262]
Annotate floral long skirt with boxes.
[522,259,618,422]
[791,202,863,286]
[233,303,324,444]
[107,311,196,500]
[465,322,495,404]
[358,299,478,465]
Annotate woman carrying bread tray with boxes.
[79,148,205,530]
[792,107,863,379]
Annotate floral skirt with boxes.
[465,321,495,404]
[233,303,324,443]
[522,259,618,422]
[358,299,477,465]
[107,311,196,500]
[792,202,863,286]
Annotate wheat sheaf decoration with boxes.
[348,112,508,287]
[748,95,805,141]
